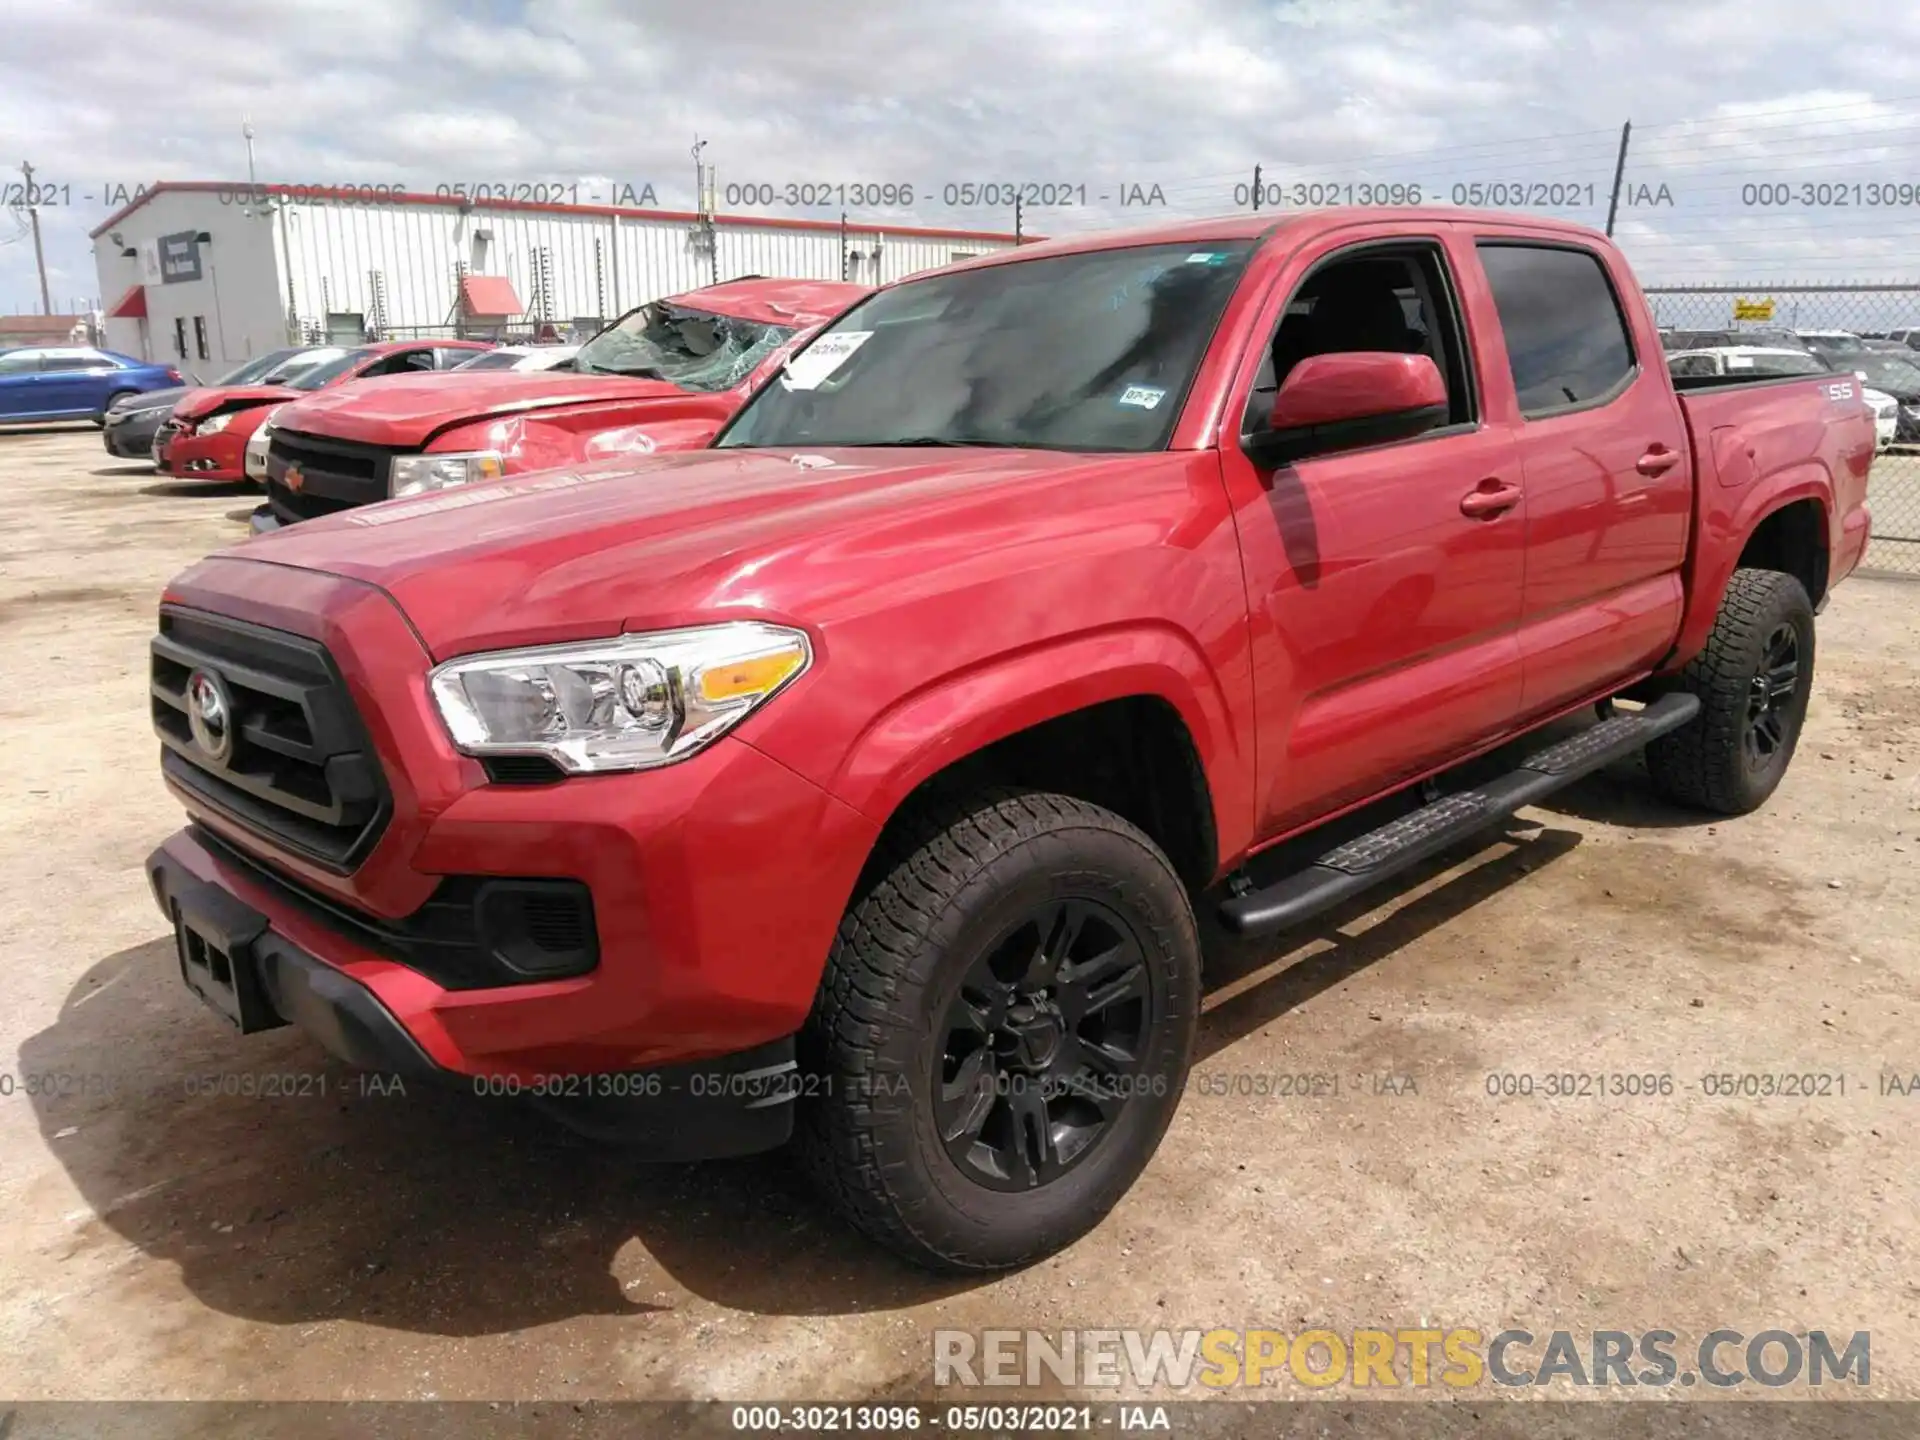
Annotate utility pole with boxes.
[19,160,51,315]
[243,118,257,192]
[1251,163,1262,212]
[691,135,717,285]
[1603,119,1632,237]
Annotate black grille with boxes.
[266,429,398,525]
[151,606,390,872]
[191,825,598,989]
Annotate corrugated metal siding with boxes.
[278,203,1014,335]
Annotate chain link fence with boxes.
[1645,284,1920,578]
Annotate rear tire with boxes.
[1646,568,1815,815]
[796,788,1200,1272]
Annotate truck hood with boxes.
[275,371,697,446]
[173,385,300,420]
[234,446,1127,658]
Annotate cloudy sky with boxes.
[4,0,1920,315]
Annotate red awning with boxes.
[459,274,523,317]
[106,284,148,319]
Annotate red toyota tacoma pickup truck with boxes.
[248,278,868,532]
[145,209,1872,1272]
[156,340,494,481]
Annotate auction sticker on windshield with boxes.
[782,331,874,390]
[1118,384,1167,410]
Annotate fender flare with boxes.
[827,622,1254,863]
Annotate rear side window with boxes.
[1477,243,1636,417]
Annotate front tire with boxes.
[797,789,1200,1272]
[1646,567,1815,815]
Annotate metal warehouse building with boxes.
[88,183,1020,375]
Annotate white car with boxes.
[244,405,284,483]
[1861,386,1900,450]
[448,344,581,373]
[1666,346,1897,450]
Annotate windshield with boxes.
[284,348,372,391]
[575,303,795,391]
[718,241,1256,452]
[1853,355,1920,392]
[216,347,304,386]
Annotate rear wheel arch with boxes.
[1737,496,1829,607]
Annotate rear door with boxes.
[1220,226,1528,836]
[33,347,107,415]
[1469,238,1692,719]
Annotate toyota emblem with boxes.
[185,669,235,765]
[284,461,305,492]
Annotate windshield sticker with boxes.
[1118,385,1167,410]
[1185,252,1227,265]
[781,330,874,390]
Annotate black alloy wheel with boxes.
[934,897,1156,1191]
[1743,622,1800,773]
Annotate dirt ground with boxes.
[0,424,1916,1414]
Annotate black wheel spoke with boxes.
[1021,902,1088,989]
[1008,1085,1058,1187]
[939,1049,998,1146]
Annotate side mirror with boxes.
[1242,351,1449,468]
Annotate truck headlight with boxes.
[429,622,812,773]
[390,451,505,498]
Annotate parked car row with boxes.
[1664,340,1920,448]
[248,277,866,531]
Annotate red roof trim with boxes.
[88,181,1032,245]
[105,284,148,319]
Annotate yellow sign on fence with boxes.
[1734,298,1775,321]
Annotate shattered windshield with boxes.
[574,302,795,392]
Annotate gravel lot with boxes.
[0,424,1916,1417]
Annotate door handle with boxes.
[1459,480,1523,518]
[1636,444,1681,476]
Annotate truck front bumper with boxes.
[145,838,803,1157]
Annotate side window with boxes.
[1476,243,1636,417]
[0,351,41,376]
[1243,243,1477,437]
[36,349,84,373]
[361,349,435,377]
[1666,354,1717,378]
[434,347,478,369]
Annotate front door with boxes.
[1218,231,1528,838]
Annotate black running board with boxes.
[1218,692,1701,936]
